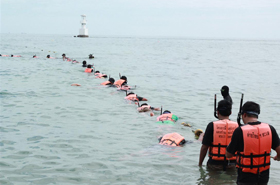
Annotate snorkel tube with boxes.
[160,106,163,115]
[237,93,244,127]
[214,94,218,119]
[119,73,121,78]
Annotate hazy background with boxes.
[1,0,280,39]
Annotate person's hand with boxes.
[273,155,280,161]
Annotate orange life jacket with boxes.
[157,113,174,122]
[125,94,138,101]
[114,79,126,88]
[100,81,111,85]
[137,105,151,112]
[159,133,185,146]
[236,123,271,174]
[209,119,238,161]
[85,68,92,73]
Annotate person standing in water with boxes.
[221,85,233,105]
[226,101,280,185]
[199,100,238,170]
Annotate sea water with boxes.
[1,33,280,185]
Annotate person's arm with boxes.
[226,150,234,159]
[137,96,148,101]
[226,127,242,158]
[199,144,209,166]
[273,145,280,161]
[151,107,160,111]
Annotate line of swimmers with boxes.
[64,53,205,147]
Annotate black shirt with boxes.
[226,121,280,183]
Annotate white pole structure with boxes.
[77,15,89,37]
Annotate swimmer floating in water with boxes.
[82,61,87,67]
[89,54,94,59]
[84,65,94,73]
[137,103,160,116]
[156,110,179,124]
[125,92,148,102]
[114,76,127,88]
[95,71,108,78]
[100,78,115,86]
[158,133,186,147]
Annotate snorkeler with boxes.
[156,110,179,124]
[62,53,66,60]
[114,76,127,88]
[89,54,94,59]
[95,71,108,78]
[100,78,115,86]
[137,103,160,117]
[158,133,186,146]
[125,92,148,102]
[82,61,87,67]
[84,65,94,73]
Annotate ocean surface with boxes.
[1,33,280,185]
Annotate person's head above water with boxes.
[82,61,87,65]
[141,103,148,107]
[46,55,50,58]
[221,85,229,97]
[62,53,66,56]
[163,110,171,114]
[87,64,92,68]
[95,71,100,73]
[217,99,232,116]
[108,78,115,84]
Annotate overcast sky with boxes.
[1,0,280,39]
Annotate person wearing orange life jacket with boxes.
[156,110,178,124]
[137,103,160,112]
[114,76,127,88]
[226,101,280,185]
[84,65,93,73]
[95,71,108,78]
[100,78,115,86]
[158,133,186,146]
[125,92,147,102]
[137,103,160,117]
[199,100,239,170]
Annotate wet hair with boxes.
[62,53,66,56]
[95,71,100,73]
[141,103,148,107]
[221,85,229,97]
[120,76,127,81]
[33,55,36,58]
[163,110,171,114]
[217,100,232,116]
[127,92,135,96]
[82,61,87,64]
[87,64,92,68]
[11,54,13,57]
[241,101,260,118]
[46,55,50,58]
[108,78,115,84]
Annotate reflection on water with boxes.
[197,166,237,185]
